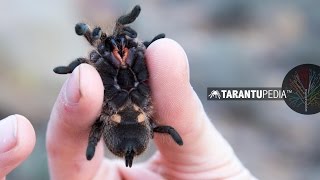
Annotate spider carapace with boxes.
[53,5,183,167]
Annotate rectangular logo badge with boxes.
[207,88,291,100]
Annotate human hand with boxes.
[46,38,257,179]
[0,115,36,180]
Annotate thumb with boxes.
[146,39,256,179]
[46,64,105,180]
[0,115,36,179]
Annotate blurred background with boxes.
[0,0,320,179]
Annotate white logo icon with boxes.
[208,90,221,99]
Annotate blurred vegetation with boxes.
[0,0,320,179]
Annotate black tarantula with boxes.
[53,5,183,167]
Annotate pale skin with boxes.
[0,39,256,180]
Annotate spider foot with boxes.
[86,142,96,160]
[75,23,89,35]
[53,66,72,74]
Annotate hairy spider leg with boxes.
[92,27,103,40]
[53,46,110,75]
[53,58,88,74]
[113,5,140,39]
[152,123,183,146]
[123,26,137,38]
[117,5,141,25]
[89,50,102,63]
[131,50,148,82]
[86,118,105,160]
[143,33,166,47]
[75,23,106,46]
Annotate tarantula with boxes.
[53,5,183,167]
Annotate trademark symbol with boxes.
[286,90,292,93]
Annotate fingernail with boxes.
[0,115,17,153]
[65,66,81,104]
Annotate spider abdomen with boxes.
[104,120,151,157]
